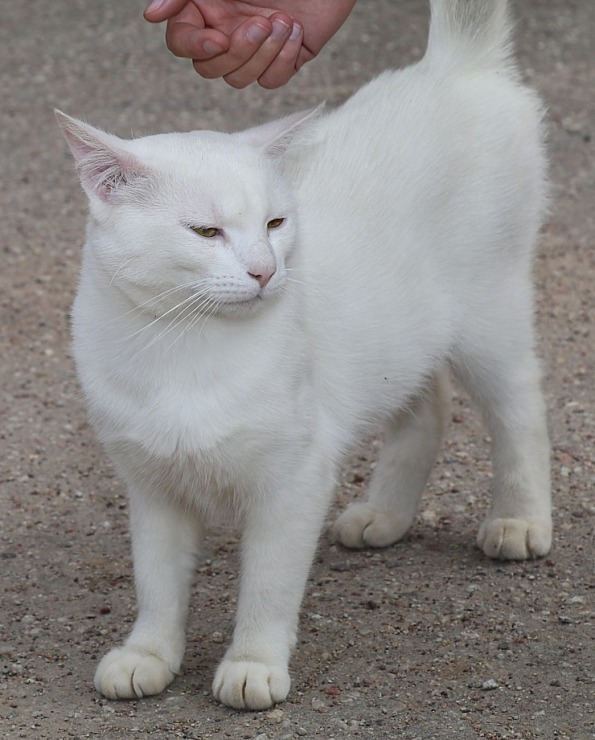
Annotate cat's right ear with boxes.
[240,104,325,159]
[55,111,146,203]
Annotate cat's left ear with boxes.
[56,110,147,203]
[241,104,325,158]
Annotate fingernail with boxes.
[271,18,291,41]
[247,23,270,44]
[203,40,225,55]
[145,0,165,13]
[290,22,302,41]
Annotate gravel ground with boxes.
[1,2,593,738]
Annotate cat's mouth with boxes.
[218,292,268,314]
[215,281,283,317]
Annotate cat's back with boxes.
[291,40,545,276]
[285,29,546,436]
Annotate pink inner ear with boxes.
[57,113,144,202]
[76,148,138,201]
[240,104,325,158]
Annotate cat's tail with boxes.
[424,0,516,76]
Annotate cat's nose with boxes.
[248,266,276,289]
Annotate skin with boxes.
[144,0,357,89]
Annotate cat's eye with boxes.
[191,226,219,238]
[267,218,285,230]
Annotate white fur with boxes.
[58,0,551,710]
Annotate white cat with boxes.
[58,0,551,710]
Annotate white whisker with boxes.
[136,290,212,350]
[109,279,214,326]
[109,258,136,286]
[120,291,203,344]
[160,292,220,352]
[121,285,218,363]
[197,296,224,338]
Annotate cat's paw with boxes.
[332,502,411,549]
[212,660,290,710]
[94,646,177,699]
[477,517,552,560]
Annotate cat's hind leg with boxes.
[94,485,203,699]
[333,372,450,549]
[452,315,551,560]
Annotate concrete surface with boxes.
[0,1,593,738]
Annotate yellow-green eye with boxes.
[191,226,219,238]
[267,218,284,230]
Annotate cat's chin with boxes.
[215,293,276,319]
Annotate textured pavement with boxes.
[1,2,594,738]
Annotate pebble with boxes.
[333,719,350,731]
[481,679,499,691]
[266,709,284,724]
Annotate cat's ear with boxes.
[55,110,146,202]
[241,104,325,158]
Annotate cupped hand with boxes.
[144,0,357,89]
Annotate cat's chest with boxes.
[86,330,304,461]
[132,376,274,457]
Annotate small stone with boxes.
[211,631,224,643]
[266,708,284,724]
[481,679,499,691]
[330,562,351,572]
[296,729,308,737]
[311,698,326,711]
[334,719,350,731]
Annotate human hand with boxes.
[144,0,357,89]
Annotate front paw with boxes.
[213,660,290,710]
[477,517,552,560]
[94,645,178,699]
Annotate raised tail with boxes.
[424,0,516,75]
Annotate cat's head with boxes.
[57,107,322,319]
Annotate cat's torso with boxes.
[72,61,545,509]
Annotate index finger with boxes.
[144,0,189,23]
[166,20,230,60]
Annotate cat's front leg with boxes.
[94,484,203,699]
[213,456,335,710]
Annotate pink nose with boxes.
[248,266,276,289]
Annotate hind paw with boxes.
[332,503,412,549]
